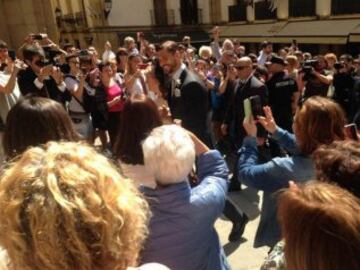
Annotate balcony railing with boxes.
[228,4,247,22]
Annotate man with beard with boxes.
[158,40,212,146]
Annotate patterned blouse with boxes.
[260,241,286,270]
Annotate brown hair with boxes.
[313,140,360,198]
[294,96,346,155]
[114,94,162,165]
[159,41,179,54]
[3,96,79,158]
[278,181,360,270]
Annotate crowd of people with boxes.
[0,25,359,270]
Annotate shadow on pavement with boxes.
[227,186,261,221]
[223,238,247,256]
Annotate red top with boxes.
[106,83,124,112]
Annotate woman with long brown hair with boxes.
[278,181,360,270]
[3,96,79,159]
[238,96,346,248]
[114,94,162,188]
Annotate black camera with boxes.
[78,50,93,66]
[334,61,345,70]
[31,33,48,40]
[42,45,63,65]
[300,60,318,81]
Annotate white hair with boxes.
[199,46,212,58]
[142,125,195,185]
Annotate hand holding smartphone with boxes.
[244,95,264,121]
[244,98,252,121]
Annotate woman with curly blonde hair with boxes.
[0,141,167,270]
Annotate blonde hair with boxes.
[285,55,298,68]
[124,36,135,48]
[278,181,360,270]
[0,142,150,270]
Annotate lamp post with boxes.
[104,0,112,19]
[55,7,62,28]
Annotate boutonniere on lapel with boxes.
[174,79,182,97]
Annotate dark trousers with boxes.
[108,111,121,147]
[223,198,244,223]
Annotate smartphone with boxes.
[250,95,264,119]
[345,123,358,141]
[8,49,16,61]
[32,33,47,40]
[244,98,252,121]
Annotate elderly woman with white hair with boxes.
[140,125,230,270]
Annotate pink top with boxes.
[106,83,125,112]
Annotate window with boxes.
[228,4,247,22]
[255,1,276,20]
[289,0,316,17]
[332,0,360,15]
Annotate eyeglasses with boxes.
[69,61,80,65]
[235,65,250,70]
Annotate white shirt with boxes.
[172,63,186,82]
[127,73,148,96]
[64,76,85,113]
[257,50,270,66]
[0,72,21,122]
[102,49,116,63]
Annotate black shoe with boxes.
[228,214,249,242]
[228,179,241,192]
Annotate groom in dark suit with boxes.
[158,41,212,146]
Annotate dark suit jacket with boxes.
[168,68,211,146]
[225,76,268,146]
[17,67,71,105]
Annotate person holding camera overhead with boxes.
[17,34,70,105]
[300,55,333,100]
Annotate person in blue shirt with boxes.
[140,125,230,270]
[238,96,346,248]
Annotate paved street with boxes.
[216,188,268,270]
